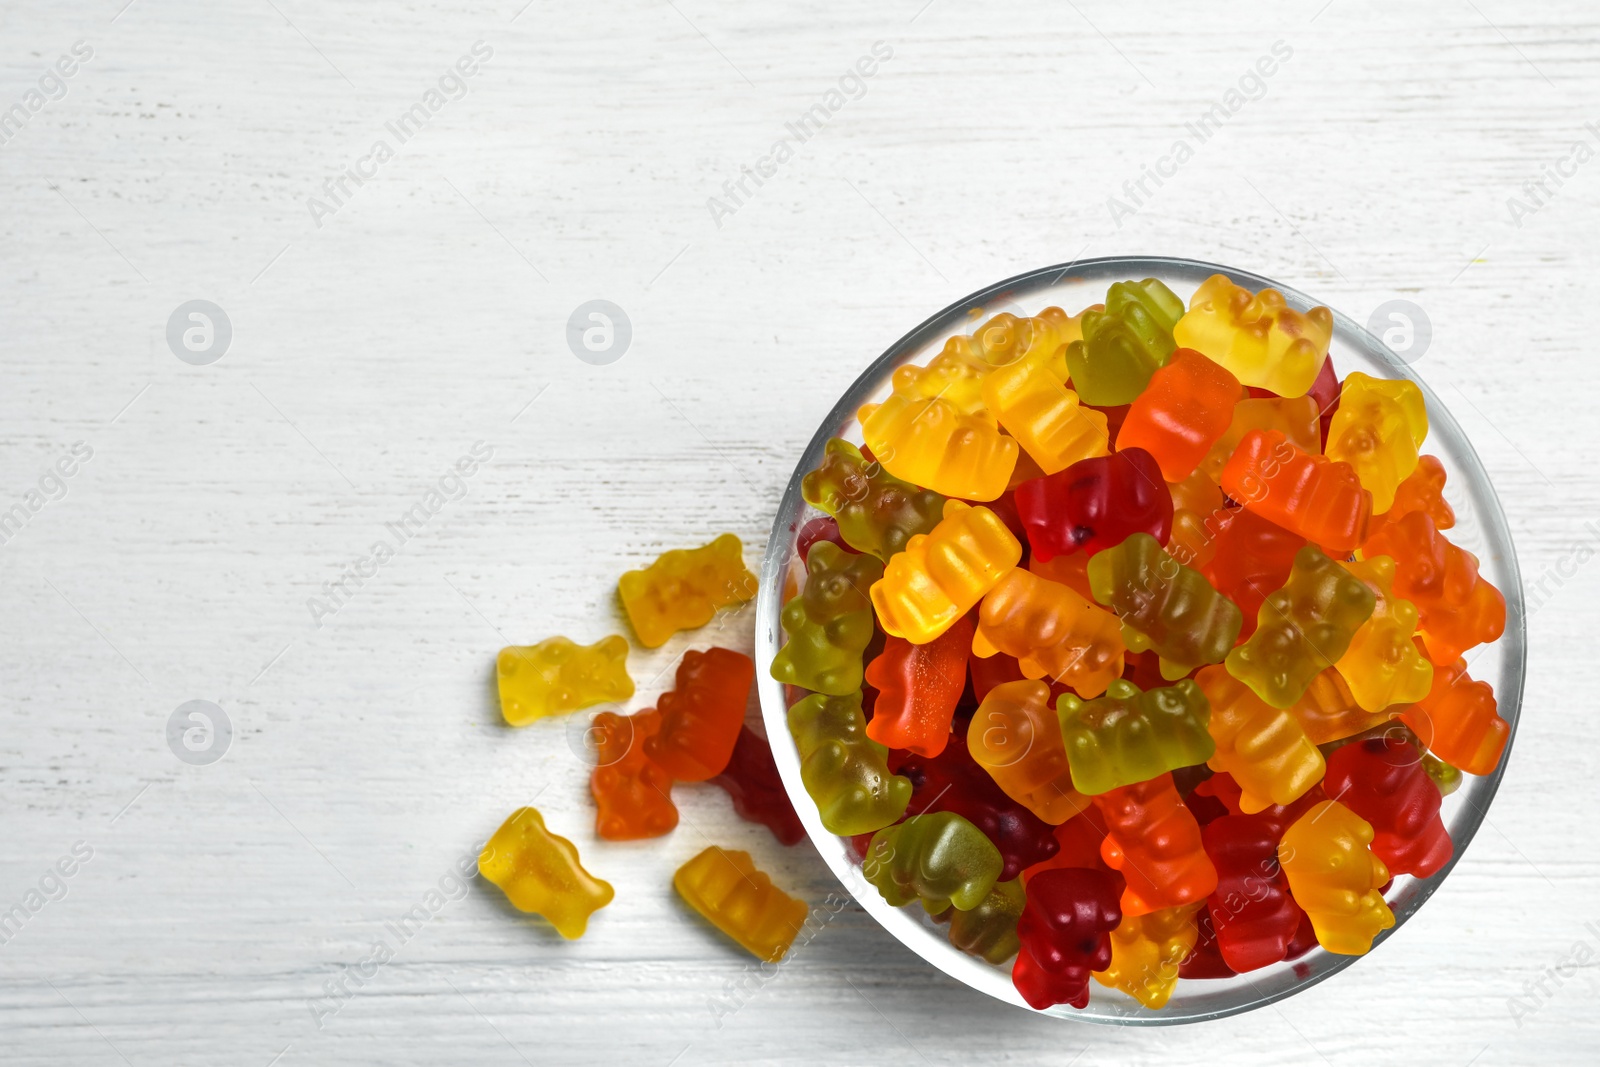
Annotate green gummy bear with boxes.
[1064,278,1184,405]
[801,438,947,560]
[1087,532,1242,680]
[769,541,885,695]
[863,811,1003,913]
[1058,678,1215,796]
[1225,545,1377,709]
[787,689,911,836]
[933,877,1025,964]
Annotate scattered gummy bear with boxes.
[479,808,614,939]
[618,534,758,648]
[673,847,808,963]
[496,635,633,727]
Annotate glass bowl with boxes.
[754,255,1525,1024]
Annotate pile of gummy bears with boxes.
[772,273,1507,1011]
[475,271,1510,1014]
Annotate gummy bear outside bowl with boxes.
[754,255,1526,1025]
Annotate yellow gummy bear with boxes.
[1195,665,1324,814]
[1174,274,1333,398]
[479,807,614,939]
[858,394,1018,501]
[673,847,808,963]
[1093,904,1200,1010]
[870,500,1021,644]
[1334,556,1435,711]
[618,533,758,648]
[1279,800,1394,955]
[981,309,1109,475]
[1326,372,1428,512]
[495,635,633,726]
[892,311,1023,415]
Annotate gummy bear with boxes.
[1225,545,1376,709]
[673,846,808,962]
[590,708,678,840]
[479,807,614,939]
[1193,665,1323,814]
[898,732,1061,881]
[1095,773,1218,916]
[1325,372,1427,512]
[1360,511,1505,665]
[496,635,634,727]
[1323,736,1452,878]
[1289,667,1390,745]
[863,614,974,757]
[1173,274,1333,398]
[1335,556,1434,711]
[801,438,946,560]
[1064,279,1186,406]
[646,647,755,781]
[1197,394,1321,485]
[982,314,1111,475]
[1011,867,1123,1009]
[1166,469,1226,569]
[770,541,885,695]
[1365,454,1454,543]
[796,515,854,563]
[1200,507,1306,639]
[1087,532,1243,681]
[787,689,912,835]
[618,534,759,648]
[1116,348,1242,482]
[1220,429,1371,555]
[710,726,805,846]
[932,877,1027,964]
[1015,447,1174,562]
[864,811,1004,913]
[1057,678,1215,796]
[858,393,1018,501]
[1202,810,1306,972]
[870,500,1021,644]
[1093,904,1201,1009]
[973,567,1125,699]
[1398,655,1508,776]
[895,311,1019,415]
[1278,800,1394,954]
[967,679,1089,825]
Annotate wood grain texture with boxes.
[1,0,1597,1063]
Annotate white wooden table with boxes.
[1,1,1596,1063]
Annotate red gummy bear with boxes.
[1323,735,1453,878]
[1012,868,1123,1009]
[645,647,755,781]
[1202,811,1306,972]
[1014,447,1173,562]
[1200,507,1306,639]
[796,515,855,564]
[709,725,805,846]
[864,613,974,757]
